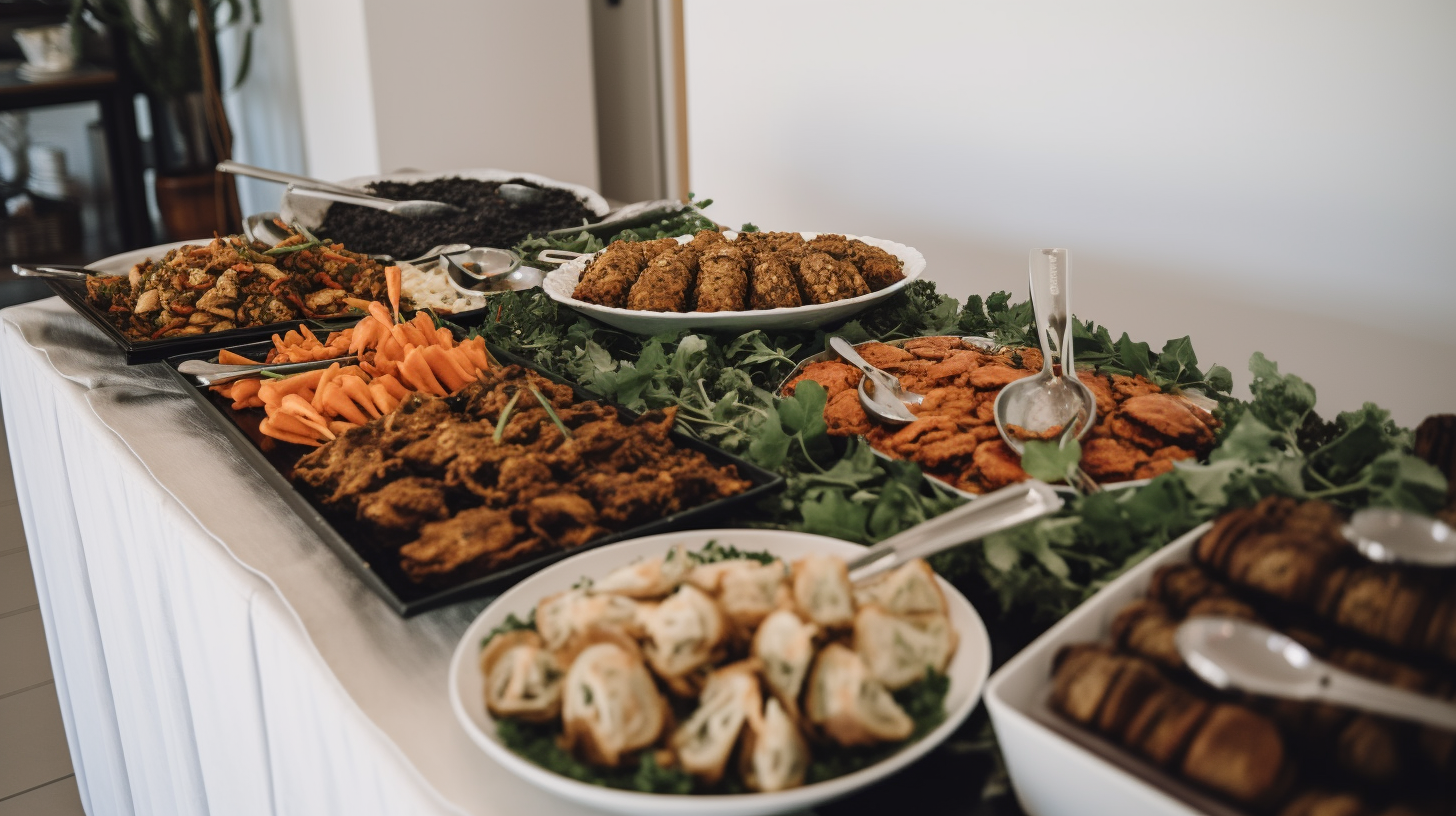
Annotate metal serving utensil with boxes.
[544,199,690,239]
[243,211,292,246]
[286,184,463,219]
[177,355,359,386]
[217,160,361,195]
[1343,507,1456,567]
[828,335,923,426]
[444,247,522,280]
[847,480,1062,583]
[498,182,546,206]
[1177,616,1456,731]
[12,263,97,281]
[994,249,1100,493]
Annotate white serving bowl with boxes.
[541,232,926,335]
[983,523,1247,816]
[448,528,990,816]
[83,240,202,277]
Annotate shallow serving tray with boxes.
[161,340,784,617]
[776,336,1151,499]
[981,522,1257,816]
[46,240,372,365]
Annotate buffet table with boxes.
[0,297,589,816]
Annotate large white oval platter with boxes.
[542,232,926,335]
[448,527,990,816]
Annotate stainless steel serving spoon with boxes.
[217,160,361,195]
[1177,616,1456,731]
[286,184,463,219]
[993,249,1100,492]
[177,355,359,386]
[847,480,1062,583]
[828,335,923,425]
[12,262,97,281]
[1343,506,1456,567]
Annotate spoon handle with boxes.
[829,336,881,377]
[12,263,95,281]
[1028,248,1072,374]
[217,160,360,195]
[1323,665,1456,731]
[288,185,399,213]
[846,480,1062,582]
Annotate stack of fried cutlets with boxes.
[571,230,905,312]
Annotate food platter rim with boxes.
[448,527,991,816]
[776,335,1150,498]
[158,339,785,617]
[539,231,926,327]
[279,166,612,233]
[982,521,1239,816]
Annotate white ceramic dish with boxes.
[983,522,1248,816]
[541,232,926,335]
[279,167,610,235]
[449,528,991,816]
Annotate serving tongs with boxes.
[847,480,1062,583]
[178,355,358,386]
[12,262,98,281]
[545,199,693,239]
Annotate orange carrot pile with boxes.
[210,285,492,446]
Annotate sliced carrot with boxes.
[336,375,382,419]
[218,349,253,365]
[258,417,323,447]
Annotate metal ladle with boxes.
[1177,616,1456,731]
[829,336,923,425]
[1343,507,1456,567]
[993,248,1100,490]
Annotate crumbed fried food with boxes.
[749,253,803,310]
[785,360,862,400]
[638,237,680,263]
[294,365,753,585]
[695,245,749,312]
[823,389,872,436]
[849,242,905,291]
[627,250,695,312]
[573,240,645,307]
[806,233,853,258]
[794,251,870,305]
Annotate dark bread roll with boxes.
[1128,686,1212,767]
[1180,702,1290,806]
[1278,790,1369,816]
[1050,645,1126,725]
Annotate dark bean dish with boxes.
[316,177,598,260]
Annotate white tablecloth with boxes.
[0,298,595,816]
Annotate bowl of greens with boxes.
[448,528,991,816]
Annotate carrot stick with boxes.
[368,301,394,329]
[458,338,491,374]
[336,375,381,419]
[218,349,253,366]
[229,378,262,405]
[311,363,342,411]
[439,346,478,386]
[344,297,374,312]
[434,327,455,349]
[372,373,410,400]
[368,382,400,415]
[411,312,436,344]
[386,265,402,320]
[279,393,328,426]
[259,417,323,447]
[400,347,447,396]
[268,411,327,441]
[328,420,357,436]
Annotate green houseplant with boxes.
[70,0,260,236]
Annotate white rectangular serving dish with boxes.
[983,521,1257,816]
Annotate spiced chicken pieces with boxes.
[291,365,752,584]
[572,231,904,313]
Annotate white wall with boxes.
[282,0,598,190]
[684,1,1456,427]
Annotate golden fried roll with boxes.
[686,229,727,252]
[695,245,749,312]
[794,251,870,305]
[849,240,906,291]
[807,233,853,258]
[627,250,694,312]
[573,241,645,307]
[749,253,803,310]
[638,237,680,263]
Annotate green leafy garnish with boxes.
[479,610,536,650]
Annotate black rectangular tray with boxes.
[45,276,367,365]
[162,339,784,616]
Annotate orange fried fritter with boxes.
[785,360,861,400]
[972,440,1029,490]
[856,342,915,368]
[824,389,872,436]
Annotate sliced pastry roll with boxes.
[593,544,692,599]
[479,630,563,722]
[560,633,668,767]
[805,643,914,746]
[716,559,791,630]
[640,584,728,683]
[852,559,947,616]
[853,606,957,690]
[535,588,642,651]
[792,554,856,629]
[671,662,762,784]
[752,608,818,719]
[741,697,810,792]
